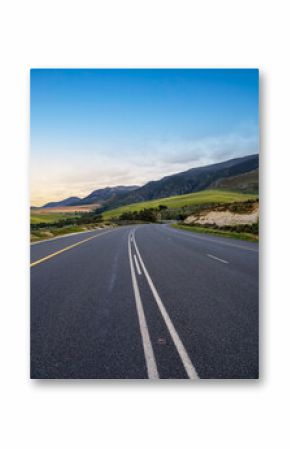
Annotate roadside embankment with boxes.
[31,223,116,242]
[172,200,259,242]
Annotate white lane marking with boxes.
[207,254,229,264]
[166,226,259,253]
[134,254,142,275]
[128,231,159,379]
[132,230,199,380]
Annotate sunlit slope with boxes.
[102,189,258,219]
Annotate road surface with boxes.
[31,224,259,379]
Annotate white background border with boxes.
[0,1,289,447]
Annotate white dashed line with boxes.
[207,254,229,264]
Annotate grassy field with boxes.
[30,203,99,225]
[171,224,259,242]
[30,212,78,224]
[102,189,258,219]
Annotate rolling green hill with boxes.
[102,189,258,219]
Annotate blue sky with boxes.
[30,69,259,205]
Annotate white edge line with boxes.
[128,231,159,379]
[207,254,229,264]
[167,226,259,253]
[132,229,199,380]
[134,254,142,275]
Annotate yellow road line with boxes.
[30,230,112,268]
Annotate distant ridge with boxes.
[42,186,139,208]
[79,185,139,205]
[41,154,258,209]
[108,154,259,209]
[43,196,81,208]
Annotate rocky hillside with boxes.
[184,201,259,227]
[208,169,258,194]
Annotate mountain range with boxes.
[42,154,259,210]
[43,186,139,208]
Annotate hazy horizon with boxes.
[31,69,259,206]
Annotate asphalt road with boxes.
[31,224,259,379]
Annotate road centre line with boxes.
[128,231,159,379]
[132,229,199,379]
[134,254,142,275]
[207,254,229,264]
[30,230,112,267]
